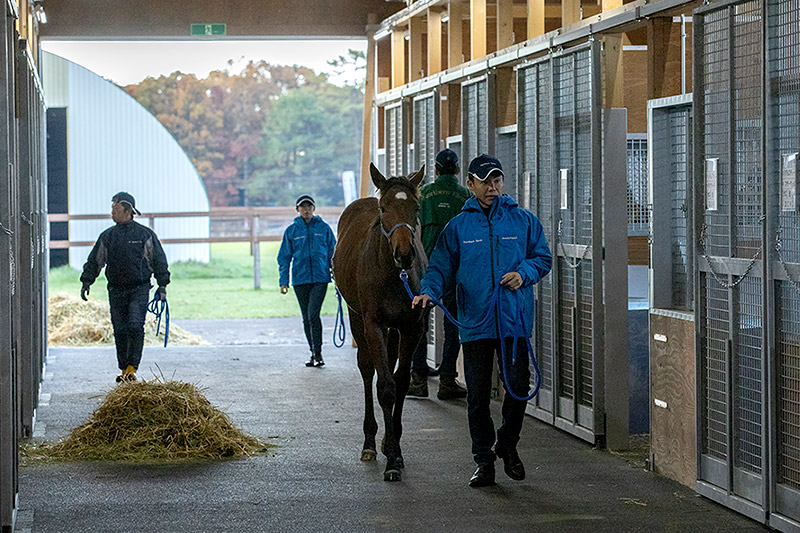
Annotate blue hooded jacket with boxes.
[278,215,336,287]
[421,194,552,343]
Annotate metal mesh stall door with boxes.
[627,135,649,236]
[517,43,602,443]
[495,129,517,199]
[695,0,767,517]
[461,75,495,184]
[769,0,800,526]
[384,102,407,177]
[413,91,439,184]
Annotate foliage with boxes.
[124,58,364,207]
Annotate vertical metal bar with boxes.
[725,4,735,494]
[550,55,562,417]
[487,71,496,156]
[252,216,260,290]
[571,304,579,423]
[728,5,736,259]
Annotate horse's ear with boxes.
[409,165,425,188]
[370,162,387,191]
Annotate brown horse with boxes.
[333,163,427,482]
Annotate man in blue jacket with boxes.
[81,192,170,383]
[278,195,337,367]
[412,154,552,487]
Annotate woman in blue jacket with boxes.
[412,155,552,488]
[278,195,337,367]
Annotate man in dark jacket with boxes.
[412,155,552,488]
[407,149,471,400]
[81,192,170,383]
[278,194,337,367]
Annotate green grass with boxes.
[49,242,344,319]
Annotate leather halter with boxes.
[381,221,416,240]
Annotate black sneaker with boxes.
[314,354,325,367]
[468,463,496,487]
[495,445,525,481]
[406,373,429,397]
[305,358,316,367]
[437,377,467,400]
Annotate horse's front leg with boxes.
[364,320,402,481]
[392,323,427,470]
[350,311,377,461]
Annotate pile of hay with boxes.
[29,380,269,462]
[48,293,208,346]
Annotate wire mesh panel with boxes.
[495,129,517,199]
[768,0,800,526]
[384,102,407,178]
[695,0,767,517]
[413,91,440,184]
[461,75,494,183]
[517,42,603,443]
[627,135,649,236]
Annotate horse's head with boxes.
[370,162,425,270]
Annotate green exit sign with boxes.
[190,23,227,36]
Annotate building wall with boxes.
[42,52,210,269]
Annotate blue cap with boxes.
[467,154,504,181]
[435,149,459,173]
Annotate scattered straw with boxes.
[25,379,270,463]
[48,293,208,347]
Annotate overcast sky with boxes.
[41,39,367,86]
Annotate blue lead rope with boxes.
[147,292,170,348]
[400,269,541,401]
[333,288,346,348]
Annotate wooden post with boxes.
[647,18,676,99]
[471,0,487,60]
[448,0,464,68]
[409,16,424,81]
[360,19,378,199]
[391,26,406,88]
[562,0,581,27]
[527,0,544,40]
[252,216,261,290]
[601,0,622,12]
[496,0,514,51]
[427,7,443,76]
[603,35,624,108]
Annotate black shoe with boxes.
[305,358,316,367]
[469,463,496,487]
[314,354,325,367]
[496,445,525,481]
[437,377,467,400]
[406,373,429,397]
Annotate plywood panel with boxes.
[649,312,697,488]
[495,67,516,128]
[628,235,648,266]
[624,49,648,134]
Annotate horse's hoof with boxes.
[361,449,377,462]
[384,469,402,482]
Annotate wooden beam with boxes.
[527,0,545,39]
[601,0,622,11]
[448,0,464,68]
[562,0,581,27]
[391,26,406,89]
[496,0,514,50]
[471,0,487,60]
[602,34,624,108]
[361,19,378,198]
[409,16,424,81]
[427,7,443,75]
[647,18,677,99]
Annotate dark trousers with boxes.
[462,338,531,466]
[412,291,460,379]
[108,284,150,371]
[294,282,328,355]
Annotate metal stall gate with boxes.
[413,90,439,184]
[461,74,495,183]
[694,1,800,528]
[384,100,408,178]
[495,125,518,203]
[516,42,628,445]
[0,0,18,529]
[627,134,649,236]
[650,95,694,312]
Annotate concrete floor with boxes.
[16,318,768,533]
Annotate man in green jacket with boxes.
[408,149,471,400]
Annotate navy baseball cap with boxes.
[112,192,142,215]
[467,154,504,181]
[435,149,459,172]
[295,194,316,208]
